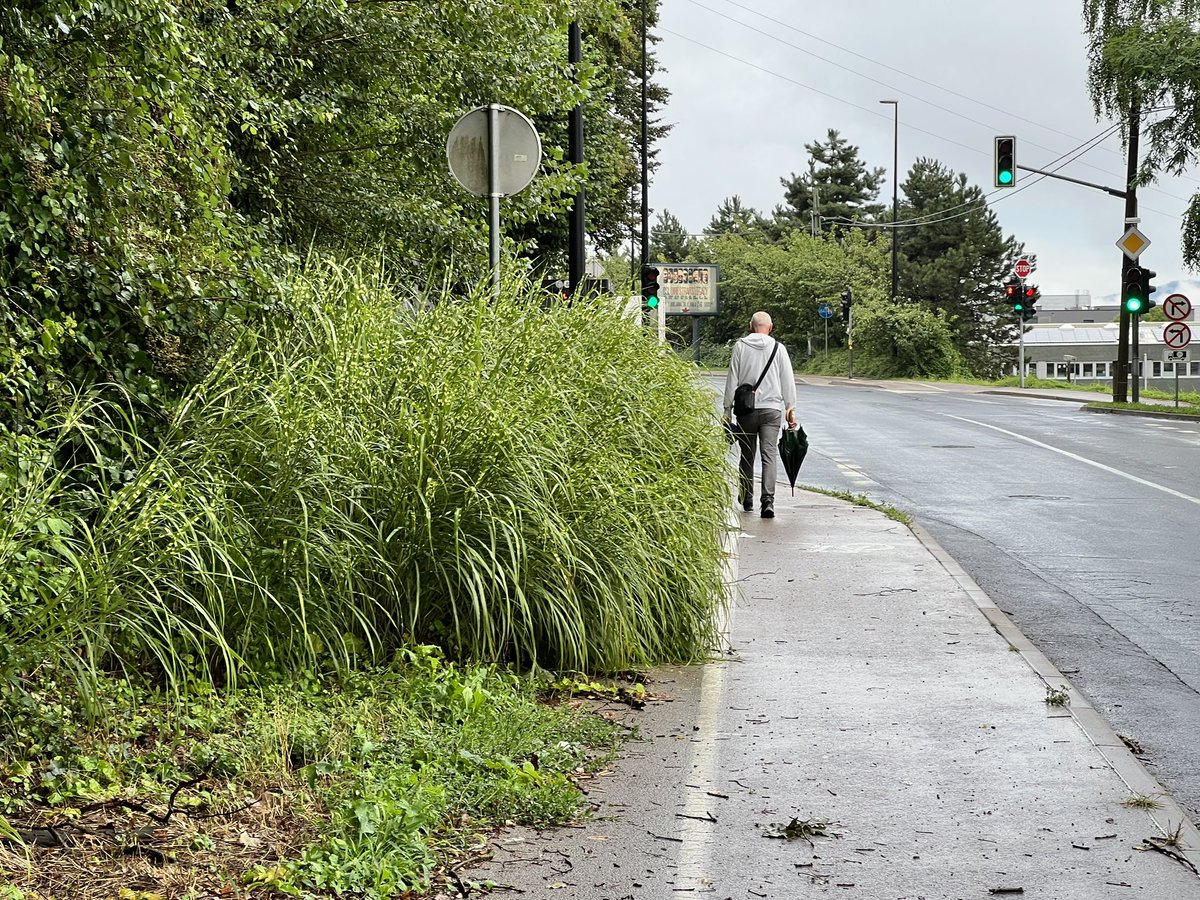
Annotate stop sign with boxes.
[1014,258,1032,279]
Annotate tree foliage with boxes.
[1,0,665,440]
[698,227,888,349]
[705,195,770,238]
[1083,0,1200,268]
[776,129,885,236]
[898,158,1025,376]
[650,209,695,262]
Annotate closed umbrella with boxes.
[778,424,809,495]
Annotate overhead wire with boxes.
[827,121,1125,230]
[660,25,1186,224]
[696,0,1200,196]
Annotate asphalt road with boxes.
[712,374,1200,827]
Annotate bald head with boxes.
[750,311,773,333]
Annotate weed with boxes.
[799,486,912,525]
[1044,686,1070,707]
[1124,795,1162,810]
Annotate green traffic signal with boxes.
[994,136,1016,188]
[1122,265,1154,315]
[641,265,661,311]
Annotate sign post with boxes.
[1163,293,1192,407]
[447,105,542,295]
[818,302,832,355]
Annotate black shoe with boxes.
[760,505,774,519]
[742,501,753,511]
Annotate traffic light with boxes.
[1004,279,1022,313]
[1123,265,1155,315]
[994,136,1016,188]
[1021,284,1040,321]
[641,265,660,310]
[1139,266,1158,313]
[841,288,853,324]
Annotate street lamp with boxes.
[879,99,898,302]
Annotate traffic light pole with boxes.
[1018,278,1026,388]
[568,22,585,294]
[1118,101,1141,404]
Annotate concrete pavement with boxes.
[472,491,1200,899]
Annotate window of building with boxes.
[1082,363,1094,377]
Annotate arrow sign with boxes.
[1163,293,1192,322]
[1163,321,1192,349]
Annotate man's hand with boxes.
[785,408,796,428]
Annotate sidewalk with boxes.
[475,492,1200,899]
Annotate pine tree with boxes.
[705,196,769,238]
[776,129,885,235]
[897,158,1025,377]
[650,210,695,262]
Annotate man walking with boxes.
[723,311,797,518]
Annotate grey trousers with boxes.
[736,407,783,507]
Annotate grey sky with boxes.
[652,0,1200,301]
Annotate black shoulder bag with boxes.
[732,341,779,419]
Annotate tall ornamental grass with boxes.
[0,262,731,691]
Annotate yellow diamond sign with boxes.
[1117,226,1150,260]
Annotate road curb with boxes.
[979,389,1101,403]
[1083,405,1200,422]
[907,518,1200,871]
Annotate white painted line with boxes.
[675,510,737,889]
[945,415,1200,506]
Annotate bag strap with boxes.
[752,341,779,390]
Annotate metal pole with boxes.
[847,308,854,379]
[1176,362,1181,407]
[824,316,828,356]
[1019,323,1026,388]
[568,22,585,294]
[692,316,700,365]
[1116,100,1141,403]
[488,104,501,297]
[891,105,899,300]
[809,159,820,237]
[640,0,649,273]
[879,100,899,300]
[1132,322,1141,403]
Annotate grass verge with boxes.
[1084,400,1200,416]
[0,647,627,899]
[795,485,912,526]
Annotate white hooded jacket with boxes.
[723,333,797,418]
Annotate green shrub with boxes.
[2,262,731,699]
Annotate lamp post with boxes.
[879,99,898,302]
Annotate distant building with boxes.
[1005,294,1197,389]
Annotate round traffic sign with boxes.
[1014,258,1032,279]
[818,304,833,319]
[1163,293,1192,322]
[446,105,542,197]
[1163,321,1192,350]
